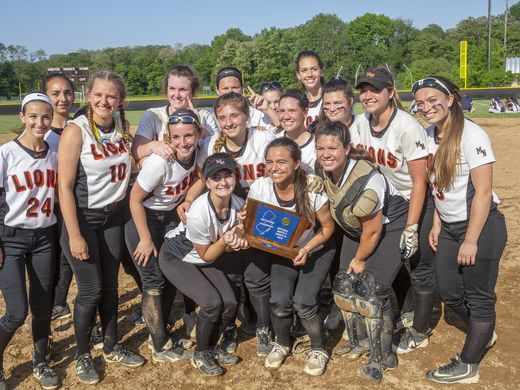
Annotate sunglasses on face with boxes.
[168,114,200,127]
[412,78,451,96]
[259,81,283,93]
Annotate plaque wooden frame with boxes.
[243,199,308,259]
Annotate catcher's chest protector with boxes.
[321,159,380,238]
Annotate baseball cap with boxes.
[203,153,238,178]
[21,92,52,111]
[355,68,394,90]
[216,67,242,87]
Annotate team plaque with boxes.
[243,199,307,259]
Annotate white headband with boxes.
[21,93,52,111]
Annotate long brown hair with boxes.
[86,71,131,148]
[212,92,249,153]
[265,137,314,224]
[426,76,465,190]
[369,66,406,111]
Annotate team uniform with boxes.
[60,113,131,358]
[136,105,219,141]
[201,127,275,194]
[248,177,335,355]
[305,98,322,129]
[124,150,203,353]
[0,138,58,374]
[357,108,435,336]
[426,120,506,366]
[158,193,246,358]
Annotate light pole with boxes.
[487,0,492,71]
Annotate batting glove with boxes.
[399,224,419,259]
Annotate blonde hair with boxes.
[213,92,249,154]
[427,76,465,190]
[86,71,131,148]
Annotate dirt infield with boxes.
[0,117,519,389]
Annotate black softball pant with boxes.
[52,203,73,308]
[0,224,55,366]
[436,210,507,364]
[269,241,336,349]
[158,247,238,352]
[60,204,124,356]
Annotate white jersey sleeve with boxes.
[199,109,219,137]
[136,154,167,193]
[135,106,169,141]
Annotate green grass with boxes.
[1,99,518,135]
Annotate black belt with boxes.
[90,200,123,213]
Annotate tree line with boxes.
[1,9,520,98]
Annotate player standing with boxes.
[295,51,324,129]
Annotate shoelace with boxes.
[78,355,94,371]
[36,363,56,379]
[257,329,271,344]
[438,357,461,374]
[307,350,328,364]
[271,343,288,357]
[112,346,134,358]
[201,350,217,365]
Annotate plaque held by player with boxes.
[243,199,308,259]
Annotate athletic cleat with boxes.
[75,353,100,385]
[256,326,273,357]
[183,311,197,339]
[213,346,240,366]
[395,311,414,331]
[265,342,290,370]
[33,362,59,390]
[90,325,103,351]
[393,327,429,354]
[152,340,193,363]
[147,335,194,352]
[426,355,479,384]
[334,338,370,359]
[103,344,145,367]
[51,304,71,321]
[219,324,237,354]
[361,354,398,383]
[191,350,224,377]
[303,349,329,376]
[486,331,497,349]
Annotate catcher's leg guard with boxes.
[332,271,359,313]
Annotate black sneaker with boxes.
[90,326,103,351]
[256,326,273,357]
[191,350,224,377]
[152,338,193,363]
[393,327,429,354]
[75,353,100,385]
[219,324,237,354]
[426,355,479,384]
[103,344,145,368]
[51,304,71,321]
[33,362,59,390]
[361,354,397,383]
[213,346,240,366]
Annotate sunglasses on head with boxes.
[168,114,200,127]
[412,78,451,96]
[259,81,283,93]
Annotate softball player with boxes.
[58,71,144,385]
[355,67,434,344]
[413,76,507,384]
[259,81,283,111]
[158,153,247,377]
[295,51,324,129]
[42,75,76,322]
[0,93,59,389]
[132,65,218,162]
[315,120,409,382]
[200,92,273,356]
[126,108,203,362]
[248,137,335,376]
[276,89,317,173]
[211,67,280,130]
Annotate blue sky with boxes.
[0,0,510,55]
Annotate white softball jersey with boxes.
[200,127,275,191]
[136,105,219,141]
[164,192,245,265]
[69,114,130,209]
[0,139,57,228]
[305,97,322,129]
[44,127,63,153]
[137,149,203,211]
[356,109,429,200]
[426,119,500,223]
[247,176,328,251]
